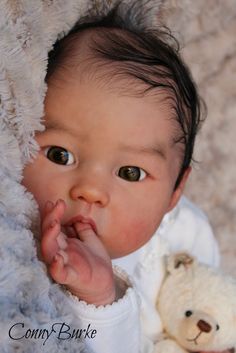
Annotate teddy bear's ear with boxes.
[166,252,195,274]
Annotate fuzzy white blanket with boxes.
[0,1,162,352]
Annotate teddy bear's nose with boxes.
[197,319,212,333]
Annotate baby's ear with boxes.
[167,167,191,212]
[166,252,195,274]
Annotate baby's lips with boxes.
[75,222,93,232]
[65,215,97,234]
[74,221,97,240]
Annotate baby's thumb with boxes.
[74,222,110,260]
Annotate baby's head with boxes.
[22,9,202,258]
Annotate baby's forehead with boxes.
[47,25,188,145]
[45,78,182,162]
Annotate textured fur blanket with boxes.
[0,1,161,352]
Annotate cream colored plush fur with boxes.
[155,253,236,353]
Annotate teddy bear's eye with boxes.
[216,324,220,331]
[185,310,193,317]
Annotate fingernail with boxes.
[57,250,68,264]
[45,201,54,212]
[57,233,67,250]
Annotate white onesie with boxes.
[67,196,220,353]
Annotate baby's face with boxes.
[22,75,188,259]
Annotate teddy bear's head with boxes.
[156,253,236,352]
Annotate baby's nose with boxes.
[69,180,110,207]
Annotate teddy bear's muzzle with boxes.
[178,311,219,349]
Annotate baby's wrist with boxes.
[65,274,128,306]
[67,285,116,306]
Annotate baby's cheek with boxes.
[29,183,54,216]
[125,217,158,250]
[105,212,160,258]
[40,181,60,202]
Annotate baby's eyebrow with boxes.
[44,120,86,140]
[45,120,72,133]
[119,143,166,160]
[44,120,167,159]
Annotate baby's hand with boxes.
[40,200,116,306]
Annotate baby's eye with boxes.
[44,146,75,165]
[118,166,147,182]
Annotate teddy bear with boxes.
[155,252,236,353]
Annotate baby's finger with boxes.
[42,199,66,234]
[50,253,78,285]
[49,253,68,284]
[41,221,67,263]
[42,200,54,219]
[74,223,109,261]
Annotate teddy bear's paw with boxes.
[154,338,188,353]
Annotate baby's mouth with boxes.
[62,216,97,239]
[62,224,78,238]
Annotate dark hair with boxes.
[46,5,204,189]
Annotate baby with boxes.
[22,7,219,353]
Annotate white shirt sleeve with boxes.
[64,266,142,353]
